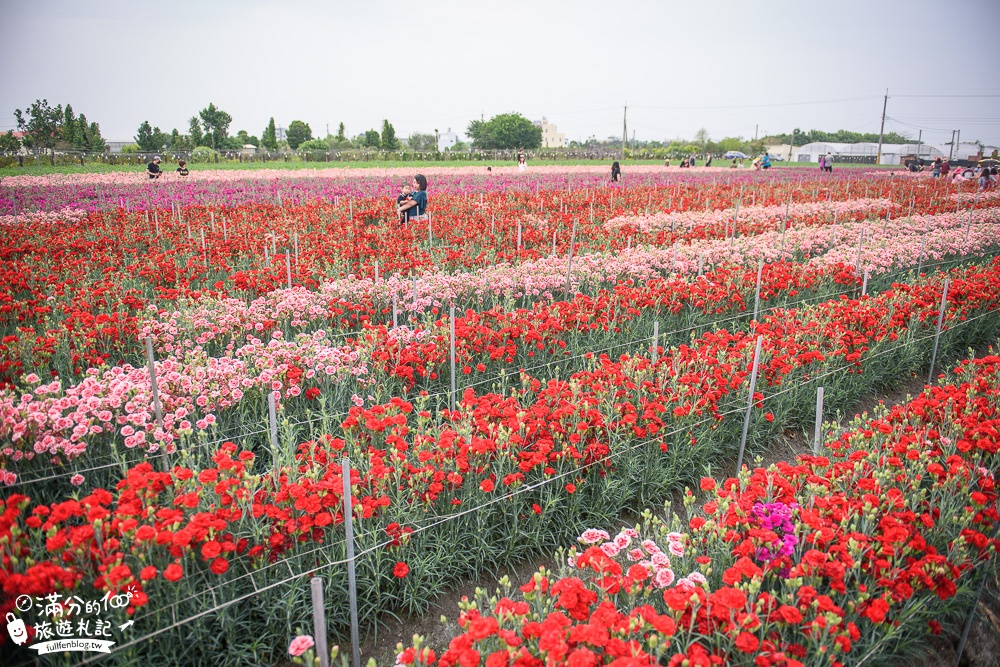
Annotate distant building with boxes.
[106,141,133,154]
[534,117,567,148]
[439,127,459,151]
[765,144,795,161]
[276,127,287,142]
[795,142,946,165]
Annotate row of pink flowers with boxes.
[0,207,87,226]
[0,327,401,479]
[603,198,895,233]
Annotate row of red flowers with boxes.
[395,352,1000,667]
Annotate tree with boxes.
[261,117,278,150]
[198,103,232,149]
[170,128,192,151]
[135,121,154,151]
[466,113,541,150]
[189,117,205,146]
[286,120,312,149]
[408,132,437,151]
[361,130,381,148]
[299,139,329,151]
[135,121,168,152]
[380,120,400,150]
[14,99,63,156]
[61,104,78,147]
[693,128,710,147]
[336,122,346,141]
[236,130,260,147]
[0,131,21,155]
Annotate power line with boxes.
[632,96,878,111]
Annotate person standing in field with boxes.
[147,155,162,179]
[176,160,190,177]
[824,152,833,173]
[819,154,826,171]
[611,161,622,182]
[932,157,942,177]
[517,149,526,172]
[940,159,950,179]
[704,153,712,167]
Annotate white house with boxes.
[534,117,567,148]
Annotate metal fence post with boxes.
[342,458,361,667]
[855,228,864,277]
[449,305,456,411]
[268,392,279,453]
[861,269,869,297]
[310,577,330,667]
[916,230,926,276]
[392,293,398,328]
[735,336,763,475]
[565,218,578,297]
[813,387,824,454]
[752,261,763,322]
[651,321,659,363]
[927,278,950,384]
[286,253,292,289]
[144,337,169,471]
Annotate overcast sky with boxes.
[3,0,999,149]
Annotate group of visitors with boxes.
[818,152,834,173]
[146,156,189,179]
[752,153,772,170]
[927,157,998,190]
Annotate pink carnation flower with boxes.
[288,635,315,657]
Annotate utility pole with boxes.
[954,129,961,161]
[948,130,955,161]
[631,130,635,151]
[754,124,758,141]
[875,88,888,166]
[915,129,922,161]
[622,103,628,160]
[326,123,329,138]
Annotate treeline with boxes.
[130,105,417,154]
[763,128,911,146]
[2,99,107,156]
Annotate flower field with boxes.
[0,166,998,666]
